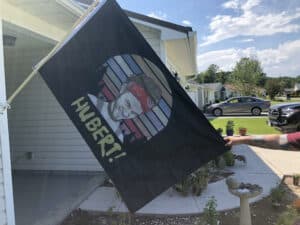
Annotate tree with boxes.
[196,71,205,83]
[216,71,231,84]
[203,64,219,83]
[197,64,219,83]
[266,79,281,100]
[230,57,263,96]
[256,72,267,87]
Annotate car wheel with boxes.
[213,108,222,117]
[251,107,261,116]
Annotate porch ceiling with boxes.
[165,32,197,77]
[2,0,77,42]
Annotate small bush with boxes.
[270,185,286,205]
[203,196,219,225]
[174,178,192,196]
[276,207,300,225]
[174,164,210,196]
[191,167,210,196]
[222,151,235,167]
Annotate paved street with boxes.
[205,113,268,119]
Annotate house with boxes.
[186,82,223,110]
[284,83,300,97]
[186,81,243,109]
[0,1,197,225]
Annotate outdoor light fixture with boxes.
[3,34,17,46]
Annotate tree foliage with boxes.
[197,64,219,83]
[216,71,231,84]
[266,79,281,100]
[230,57,263,95]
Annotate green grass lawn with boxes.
[209,117,281,135]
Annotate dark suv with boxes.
[268,102,300,133]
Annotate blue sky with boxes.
[117,0,300,77]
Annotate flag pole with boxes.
[7,0,102,105]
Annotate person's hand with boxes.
[224,136,246,147]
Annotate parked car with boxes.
[268,102,300,132]
[206,96,270,116]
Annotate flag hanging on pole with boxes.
[39,0,227,212]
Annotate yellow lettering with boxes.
[106,143,122,157]
[71,97,88,112]
[79,105,95,122]
[92,126,109,141]
[85,117,101,132]
[98,134,114,157]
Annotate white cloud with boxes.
[201,0,300,46]
[241,0,260,11]
[147,11,167,20]
[197,39,300,76]
[222,0,240,9]
[238,38,254,42]
[182,20,192,26]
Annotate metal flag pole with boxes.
[7,0,103,106]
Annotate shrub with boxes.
[222,151,235,167]
[203,196,219,225]
[276,207,300,225]
[191,167,210,196]
[173,177,192,196]
[174,164,210,196]
[270,185,286,205]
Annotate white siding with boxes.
[7,23,162,172]
[134,23,161,57]
[1,19,9,225]
[186,91,198,107]
[0,147,7,225]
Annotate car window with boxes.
[292,105,300,110]
[241,98,256,103]
[228,98,239,103]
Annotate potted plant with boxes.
[222,151,235,167]
[293,174,300,186]
[226,120,234,136]
[238,127,247,136]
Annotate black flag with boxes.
[39,0,227,212]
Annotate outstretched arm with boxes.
[224,134,292,150]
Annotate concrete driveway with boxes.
[250,145,300,177]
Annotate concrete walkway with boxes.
[79,144,297,215]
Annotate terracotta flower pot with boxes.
[239,128,247,136]
[293,176,300,186]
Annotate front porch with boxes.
[13,171,105,225]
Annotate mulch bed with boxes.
[61,176,300,225]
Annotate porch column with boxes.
[0,19,16,225]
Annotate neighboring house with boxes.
[295,83,300,92]
[0,0,197,224]
[284,83,300,97]
[186,81,251,110]
[186,81,224,109]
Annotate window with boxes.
[228,98,239,103]
[240,97,256,103]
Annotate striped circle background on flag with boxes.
[98,54,173,142]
